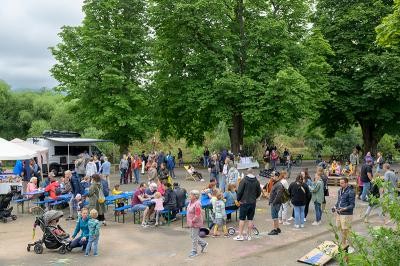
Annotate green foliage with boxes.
[51,0,152,150]
[336,180,400,266]
[315,0,400,154]
[377,134,399,157]
[28,120,51,137]
[150,0,332,152]
[376,0,400,47]
[81,127,120,163]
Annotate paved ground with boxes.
[0,162,391,266]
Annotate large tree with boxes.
[150,0,331,153]
[315,0,400,155]
[51,0,150,151]
[376,0,400,47]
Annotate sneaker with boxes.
[102,221,107,226]
[268,229,278,235]
[278,220,283,224]
[188,251,198,258]
[312,221,320,226]
[94,254,98,256]
[294,224,300,229]
[200,242,208,253]
[304,218,307,222]
[247,235,252,241]
[283,221,291,225]
[288,217,294,221]
[276,228,281,233]
[141,222,149,227]
[66,216,74,221]
[347,246,355,254]
[300,224,305,228]
[200,179,205,182]
[233,235,244,241]
[85,254,89,257]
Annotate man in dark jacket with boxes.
[335,177,355,247]
[163,183,178,220]
[173,182,187,212]
[233,169,261,241]
[268,172,284,235]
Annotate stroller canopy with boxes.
[43,210,63,225]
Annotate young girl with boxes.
[187,190,208,258]
[81,176,91,194]
[356,170,363,199]
[223,184,238,221]
[213,191,228,237]
[151,192,164,226]
[85,209,101,256]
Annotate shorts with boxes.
[132,204,148,212]
[239,203,256,221]
[215,218,226,226]
[336,215,352,230]
[271,204,281,220]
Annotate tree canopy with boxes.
[150,0,332,153]
[51,0,151,151]
[314,0,400,155]
[376,0,400,47]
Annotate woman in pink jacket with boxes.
[187,190,208,258]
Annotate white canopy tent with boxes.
[0,138,37,160]
[10,138,49,170]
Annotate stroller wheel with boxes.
[228,227,236,236]
[34,244,43,254]
[66,243,72,252]
[11,215,17,220]
[58,245,67,254]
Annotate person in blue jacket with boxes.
[69,207,90,251]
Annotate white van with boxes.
[26,131,108,174]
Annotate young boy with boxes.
[85,209,101,256]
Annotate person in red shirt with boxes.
[131,182,154,227]
[45,173,60,200]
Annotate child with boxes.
[81,176,91,194]
[356,170,363,199]
[213,191,228,237]
[70,193,83,219]
[187,190,208,258]
[209,189,220,230]
[151,192,164,226]
[223,184,238,221]
[48,217,69,239]
[85,209,101,256]
[112,184,124,208]
[188,164,203,181]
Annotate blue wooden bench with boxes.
[14,198,31,213]
[225,209,238,221]
[49,200,68,208]
[114,204,133,223]
[33,199,55,205]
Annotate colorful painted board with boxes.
[297,241,339,266]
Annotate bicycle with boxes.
[292,154,303,167]
[227,223,259,237]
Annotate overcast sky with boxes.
[0,0,84,89]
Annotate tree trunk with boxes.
[360,122,381,156]
[229,114,244,154]
[119,143,129,155]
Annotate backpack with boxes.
[97,184,105,204]
[282,188,290,203]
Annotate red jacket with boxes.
[131,158,142,170]
[45,181,59,199]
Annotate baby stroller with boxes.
[0,192,17,223]
[27,208,71,254]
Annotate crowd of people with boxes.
[15,146,399,259]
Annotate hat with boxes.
[173,182,179,187]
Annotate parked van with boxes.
[26,130,108,174]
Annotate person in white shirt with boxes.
[85,157,97,178]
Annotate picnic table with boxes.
[201,194,213,227]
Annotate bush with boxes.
[377,134,399,159]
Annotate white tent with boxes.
[0,138,37,160]
[10,138,49,168]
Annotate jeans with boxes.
[361,182,371,201]
[133,169,140,183]
[211,172,219,185]
[271,160,276,170]
[293,205,305,226]
[168,168,175,178]
[120,169,127,184]
[314,202,322,222]
[70,236,87,250]
[219,175,226,192]
[203,156,209,167]
[85,235,99,255]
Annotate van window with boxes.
[54,146,89,156]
